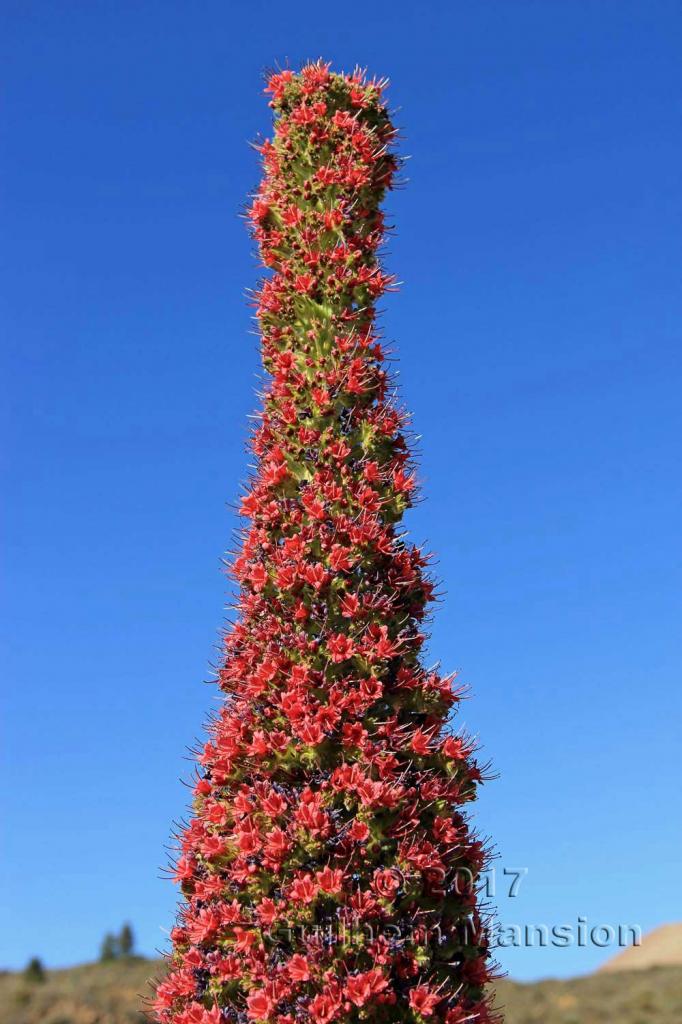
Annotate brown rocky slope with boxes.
[1,958,682,1024]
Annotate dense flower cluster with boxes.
[154,62,499,1024]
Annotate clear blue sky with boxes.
[2,1,681,982]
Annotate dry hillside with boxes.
[1,959,682,1024]
[599,924,682,973]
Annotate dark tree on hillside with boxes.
[100,933,118,962]
[23,957,46,984]
[154,62,499,1024]
[120,923,135,958]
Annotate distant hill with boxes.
[1,957,682,1024]
[599,924,682,973]
[0,959,157,1024]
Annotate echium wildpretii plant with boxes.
[153,62,500,1024]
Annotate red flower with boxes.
[301,61,330,92]
[296,719,325,745]
[339,592,360,618]
[262,790,287,817]
[329,544,353,571]
[410,729,433,755]
[265,69,294,99]
[235,822,262,855]
[212,955,241,980]
[289,873,318,904]
[316,865,344,894]
[345,969,388,1007]
[305,563,328,589]
[250,564,268,591]
[308,993,340,1024]
[172,854,195,882]
[287,954,310,982]
[232,927,259,953]
[246,989,273,1021]
[349,819,370,842]
[409,986,442,1017]
[342,722,367,748]
[256,897,278,925]
[201,834,226,859]
[373,867,402,898]
[187,907,221,944]
[327,633,355,662]
[281,205,303,227]
[294,273,314,293]
[442,735,470,759]
[264,827,291,860]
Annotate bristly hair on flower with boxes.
[152,60,502,1024]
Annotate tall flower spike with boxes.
[154,62,500,1024]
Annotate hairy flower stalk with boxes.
[154,62,499,1024]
